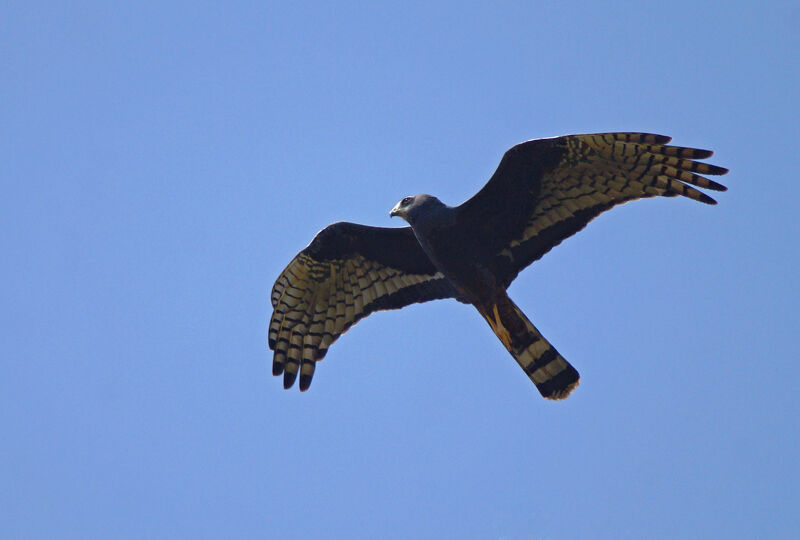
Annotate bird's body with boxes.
[269,132,728,399]
[391,195,580,398]
[397,197,478,302]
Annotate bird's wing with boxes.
[269,222,460,391]
[455,132,728,286]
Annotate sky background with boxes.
[3,2,799,539]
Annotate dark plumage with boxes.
[269,132,728,398]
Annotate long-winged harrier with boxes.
[268,132,727,399]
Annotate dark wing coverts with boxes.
[457,132,728,287]
[269,223,458,391]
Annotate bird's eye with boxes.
[401,196,413,206]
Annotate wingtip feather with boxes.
[697,192,718,205]
[704,178,728,192]
[283,365,298,388]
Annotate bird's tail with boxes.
[477,294,580,400]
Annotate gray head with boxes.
[389,194,444,225]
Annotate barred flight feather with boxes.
[269,223,459,390]
[482,132,729,286]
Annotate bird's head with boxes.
[389,194,442,225]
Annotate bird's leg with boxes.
[478,303,513,350]
[477,295,537,356]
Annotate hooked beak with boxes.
[389,203,403,218]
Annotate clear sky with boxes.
[3,2,799,539]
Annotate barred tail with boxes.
[477,294,579,400]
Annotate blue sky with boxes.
[3,2,799,538]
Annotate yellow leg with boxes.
[485,304,512,350]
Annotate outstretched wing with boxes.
[269,222,459,391]
[456,132,729,286]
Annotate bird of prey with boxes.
[268,132,727,399]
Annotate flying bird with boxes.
[268,132,727,399]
